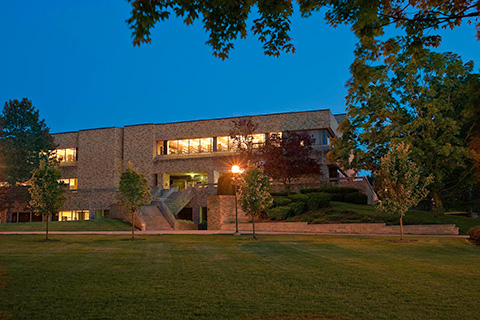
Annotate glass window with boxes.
[157,141,165,155]
[200,138,212,153]
[178,139,189,154]
[168,141,178,154]
[251,133,266,148]
[55,148,76,162]
[189,139,200,153]
[59,178,78,190]
[58,210,89,221]
[217,136,229,152]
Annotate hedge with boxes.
[344,192,368,205]
[287,201,306,216]
[288,193,309,202]
[306,192,332,210]
[267,206,293,220]
[273,196,293,207]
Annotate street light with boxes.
[231,164,241,236]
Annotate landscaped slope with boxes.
[0,235,479,320]
[302,202,480,234]
[0,218,131,232]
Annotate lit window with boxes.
[168,141,178,154]
[55,148,77,162]
[190,139,200,153]
[58,210,89,221]
[251,133,266,148]
[59,178,78,190]
[200,138,212,153]
[217,136,229,152]
[178,139,189,154]
[157,141,165,155]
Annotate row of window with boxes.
[156,133,275,156]
[58,210,89,221]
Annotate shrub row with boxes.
[344,192,368,205]
[300,186,358,195]
[306,192,332,210]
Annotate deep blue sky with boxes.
[1,1,479,133]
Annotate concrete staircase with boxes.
[140,187,196,230]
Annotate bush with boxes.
[306,192,332,210]
[271,191,288,196]
[468,226,480,244]
[267,206,292,220]
[217,172,235,195]
[287,201,305,216]
[273,196,292,207]
[344,192,368,205]
[288,193,309,202]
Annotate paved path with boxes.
[0,230,469,238]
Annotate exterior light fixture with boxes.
[231,165,242,236]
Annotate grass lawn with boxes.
[0,219,131,232]
[300,202,480,234]
[0,234,479,320]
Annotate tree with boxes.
[237,166,273,240]
[261,132,320,195]
[376,143,433,240]
[229,118,259,163]
[330,51,480,215]
[126,1,479,60]
[29,158,67,241]
[0,98,56,222]
[118,162,152,240]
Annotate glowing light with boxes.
[231,165,241,174]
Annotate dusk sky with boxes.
[1,1,479,133]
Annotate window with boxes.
[217,136,229,152]
[168,141,179,154]
[55,148,77,162]
[58,210,89,221]
[157,141,165,155]
[59,178,78,190]
[200,138,212,153]
[178,139,189,154]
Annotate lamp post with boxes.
[231,165,241,236]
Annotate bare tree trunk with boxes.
[252,214,256,240]
[131,210,135,240]
[45,213,49,241]
[432,191,445,216]
[399,215,404,241]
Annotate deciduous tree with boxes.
[118,162,152,240]
[29,158,67,241]
[330,51,480,215]
[376,143,433,240]
[261,132,320,194]
[237,166,273,239]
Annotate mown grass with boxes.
[0,218,131,232]
[0,234,479,320]
[300,202,480,234]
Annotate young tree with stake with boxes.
[29,158,66,241]
[118,162,152,240]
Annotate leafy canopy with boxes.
[29,158,67,217]
[118,162,152,213]
[238,166,273,217]
[376,143,432,217]
[126,0,480,60]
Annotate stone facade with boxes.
[47,110,343,223]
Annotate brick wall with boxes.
[207,195,249,230]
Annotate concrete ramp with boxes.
[140,205,174,231]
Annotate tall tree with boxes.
[376,143,432,240]
[118,162,152,240]
[229,118,259,166]
[238,166,273,240]
[261,132,320,194]
[0,98,56,222]
[330,51,480,215]
[29,158,67,241]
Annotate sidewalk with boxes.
[0,230,469,237]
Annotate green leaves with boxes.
[118,161,152,213]
[238,166,273,217]
[29,158,66,216]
